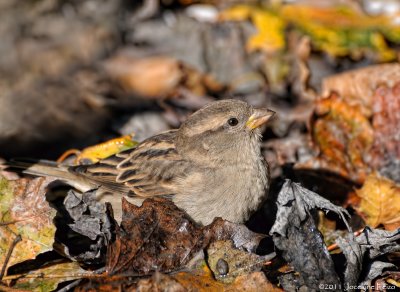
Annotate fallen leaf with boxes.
[175,263,281,291]
[370,83,400,183]
[322,63,400,111]
[263,131,315,178]
[103,54,223,100]
[311,92,374,182]
[355,173,400,230]
[246,9,286,54]
[106,197,206,275]
[218,5,253,22]
[69,134,137,165]
[270,179,349,290]
[282,5,399,61]
[301,66,400,183]
[207,240,273,283]
[336,228,400,289]
[226,271,282,292]
[219,5,287,93]
[103,55,183,98]
[106,197,264,276]
[75,265,281,291]
[3,261,90,291]
[221,4,400,61]
[55,190,114,264]
[359,261,396,291]
[0,176,56,276]
[287,33,316,101]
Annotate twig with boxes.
[0,234,22,280]
[53,279,82,292]
[327,228,364,252]
[56,149,80,163]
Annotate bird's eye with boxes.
[227,117,239,126]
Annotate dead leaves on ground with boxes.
[297,64,400,234]
[1,173,399,290]
[107,197,206,275]
[220,4,400,61]
[107,197,265,276]
[76,269,280,292]
[1,188,277,290]
[3,262,90,292]
[0,176,56,276]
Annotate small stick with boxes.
[56,149,80,163]
[0,234,22,280]
[327,228,364,252]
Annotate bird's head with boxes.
[176,99,275,164]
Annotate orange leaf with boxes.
[311,93,374,182]
[103,56,183,98]
[356,173,400,230]
[301,65,400,184]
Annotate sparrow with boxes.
[10,99,274,225]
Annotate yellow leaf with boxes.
[0,177,56,273]
[172,265,281,291]
[219,5,285,54]
[356,173,400,230]
[281,5,398,61]
[3,262,90,291]
[247,10,285,53]
[76,134,137,164]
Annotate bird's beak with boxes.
[246,108,275,130]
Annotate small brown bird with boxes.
[13,99,274,225]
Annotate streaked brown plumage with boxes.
[12,99,275,225]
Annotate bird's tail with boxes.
[8,159,66,176]
[6,159,95,192]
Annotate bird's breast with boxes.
[173,157,269,225]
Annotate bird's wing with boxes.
[69,130,191,198]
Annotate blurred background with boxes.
[1,0,399,188]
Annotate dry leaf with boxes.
[106,197,206,275]
[356,173,400,230]
[309,92,374,182]
[171,269,282,291]
[322,63,400,111]
[370,83,400,183]
[301,66,400,183]
[221,4,400,60]
[207,240,271,283]
[246,9,286,54]
[104,55,183,98]
[281,5,399,61]
[0,176,56,276]
[58,134,138,165]
[270,180,347,290]
[3,262,90,291]
[103,54,223,99]
[106,198,264,276]
[76,265,281,291]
